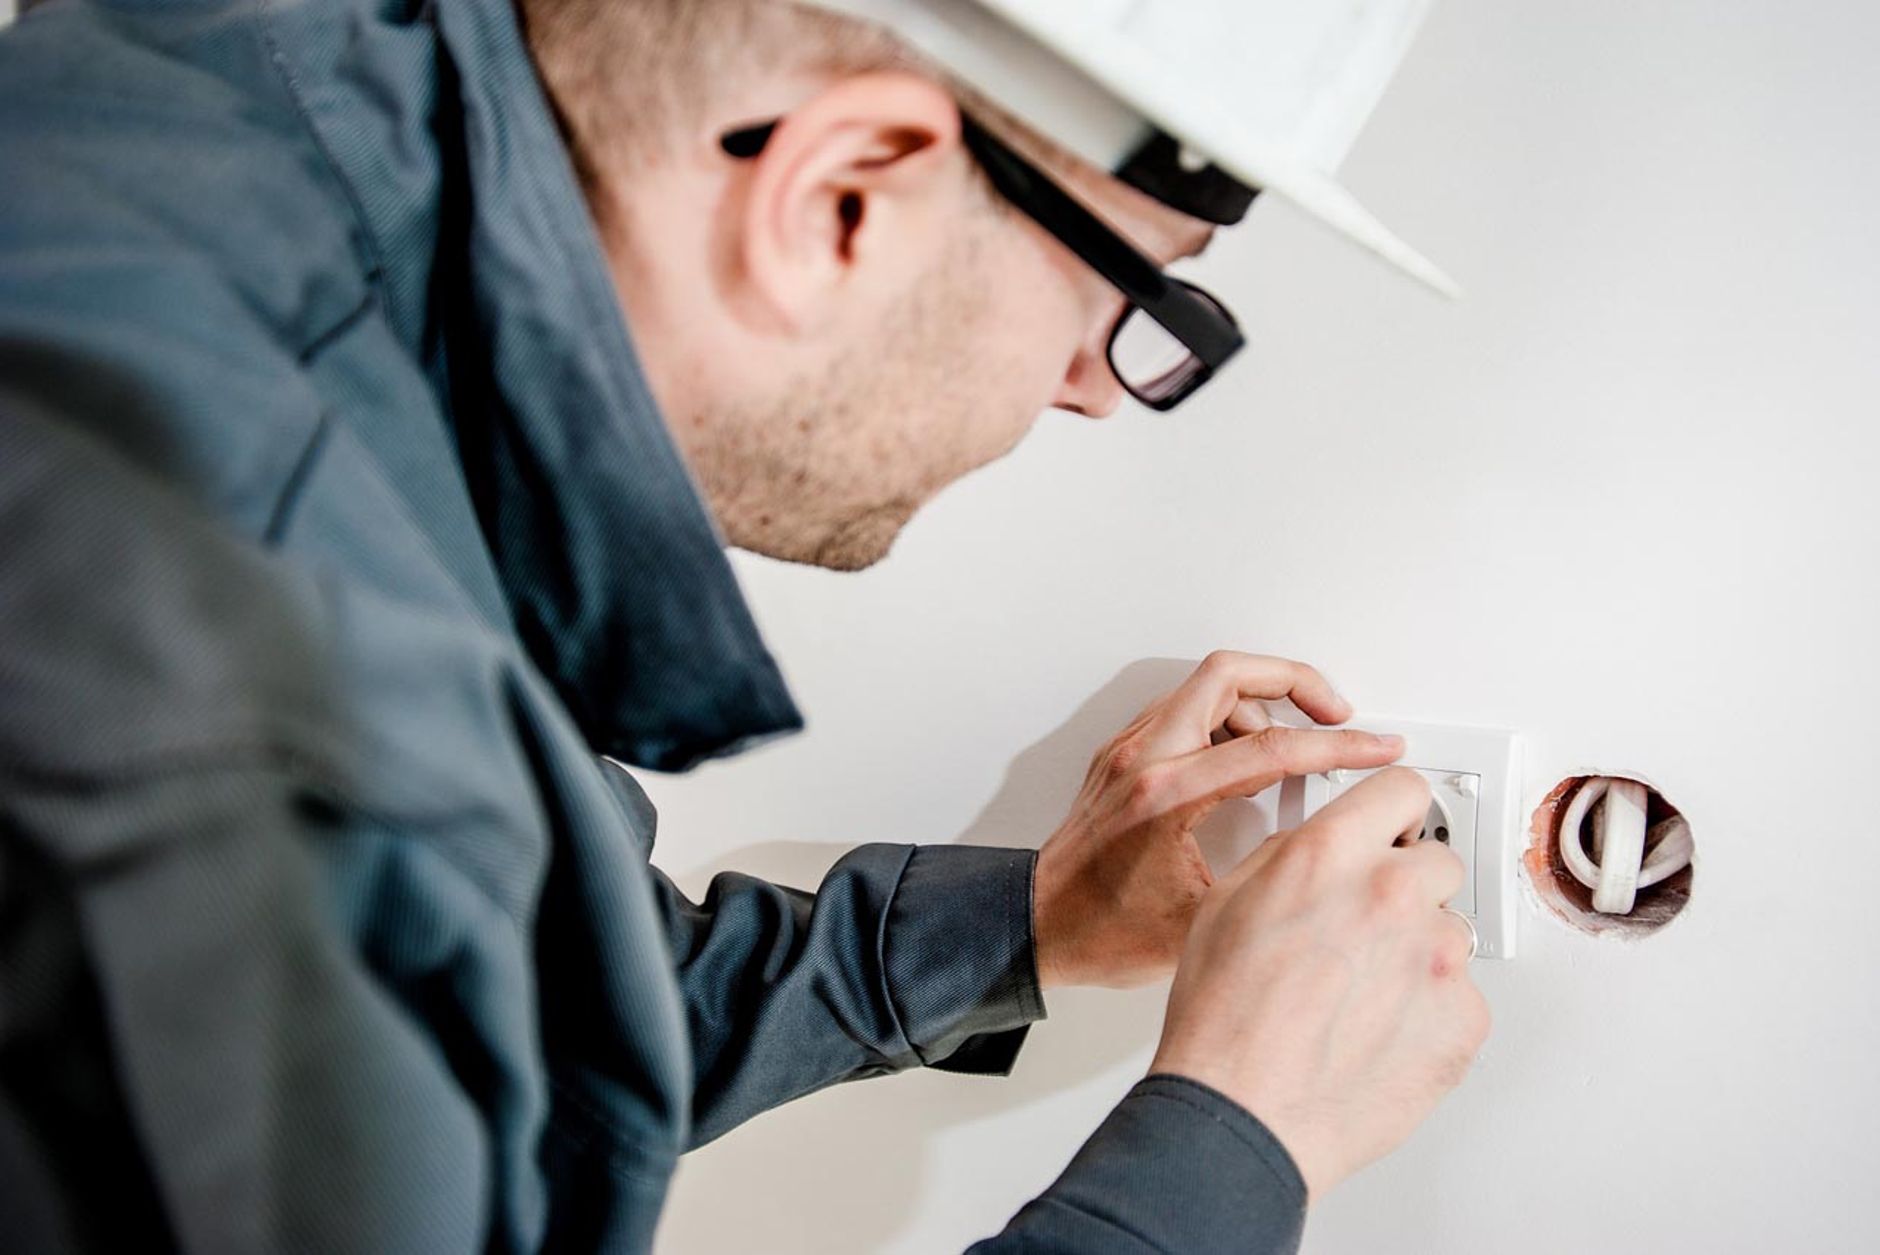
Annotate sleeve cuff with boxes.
[882,844,1046,1073]
[987,1074,1307,1253]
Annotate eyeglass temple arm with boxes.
[956,115,1244,368]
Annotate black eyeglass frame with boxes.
[720,112,1245,412]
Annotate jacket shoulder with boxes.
[0,0,378,535]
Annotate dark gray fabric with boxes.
[0,0,1306,1250]
[974,1075,1307,1253]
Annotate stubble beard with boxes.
[705,234,997,572]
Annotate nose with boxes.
[1050,338,1126,418]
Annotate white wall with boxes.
[644,2,1880,1250]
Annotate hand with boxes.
[1150,767,1492,1201]
[1030,651,1405,990]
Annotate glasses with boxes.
[721,111,1245,412]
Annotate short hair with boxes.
[520,0,1078,187]
[522,0,916,179]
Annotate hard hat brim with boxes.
[977,0,1463,298]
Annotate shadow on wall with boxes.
[657,658,1283,1253]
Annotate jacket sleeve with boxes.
[616,763,1046,1146]
[967,1074,1310,1254]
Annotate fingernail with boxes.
[1375,734,1405,754]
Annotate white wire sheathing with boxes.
[1557,777,1694,915]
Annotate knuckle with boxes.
[1122,761,1177,818]
[1247,724,1297,766]
[1369,863,1423,912]
[1430,925,1472,979]
[1334,727,1372,754]
[1467,988,1494,1045]
[1100,738,1143,785]
[1276,831,1338,884]
[1313,728,1378,772]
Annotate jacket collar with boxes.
[426,0,803,771]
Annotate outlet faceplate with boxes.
[1277,718,1521,959]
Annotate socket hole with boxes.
[1418,797,1450,844]
[1526,775,1694,938]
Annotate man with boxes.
[0,0,1489,1250]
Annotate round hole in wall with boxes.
[1526,775,1694,938]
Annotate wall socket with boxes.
[1277,718,1521,959]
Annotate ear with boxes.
[732,73,965,332]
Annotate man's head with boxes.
[522,0,1214,570]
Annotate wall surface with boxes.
[643,2,1879,1251]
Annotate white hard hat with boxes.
[800,0,1459,297]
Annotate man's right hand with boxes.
[1150,766,1491,1201]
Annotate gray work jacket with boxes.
[0,0,1306,1250]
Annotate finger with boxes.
[1217,698,1272,742]
[1429,909,1477,977]
[1394,838,1468,907]
[1300,766,1432,852]
[1150,726,1407,815]
[1151,652,1352,749]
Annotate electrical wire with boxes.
[1556,777,1693,915]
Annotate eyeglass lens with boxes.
[1109,282,1232,408]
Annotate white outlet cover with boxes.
[1276,718,1523,959]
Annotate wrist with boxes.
[1031,846,1074,990]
